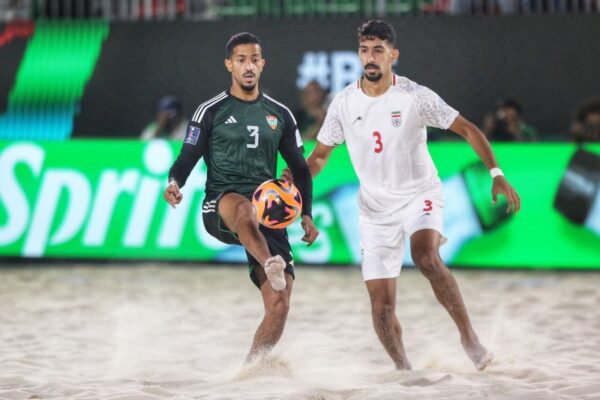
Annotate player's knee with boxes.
[233,201,258,228]
[371,301,395,324]
[266,296,290,320]
[234,200,255,219]
[412,249,442,280]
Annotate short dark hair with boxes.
[225,32,261,58]
[497,98,523,116]
[576,98,600,123]
[357,20,396,46]
[157,95,182,114]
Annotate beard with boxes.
[363,64,382,82]
[241,82,257,92]
[240,73,257,92]
[364,71,383,82]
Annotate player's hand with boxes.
[300,215,319,246]
[164,180,183,209]
[281,167,294,183]
[492,176,520,213]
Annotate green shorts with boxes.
[202,192,295,288]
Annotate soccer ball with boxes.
[252,179,302,229]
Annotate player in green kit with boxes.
[163,32,318,362]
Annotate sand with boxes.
[1,264,599,400]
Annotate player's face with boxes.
[225,44,265,92]
[358,38,398,82]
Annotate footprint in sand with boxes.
[235,356,294,380]
[377,371,453,387]
[399,372,453,387]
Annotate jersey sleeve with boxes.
[279,109,313,218]
[412,84,459,130]
[168,114,212,188]
[316,94,345,146]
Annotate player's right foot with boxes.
[264,255,286,291]
[462,340,494,371]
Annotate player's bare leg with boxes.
[365,278,412,370]
[218,192,286,290]
[246,272,294,363]
[410,229,493,371]
[219,192,271,265]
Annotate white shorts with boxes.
[359,184,445,281]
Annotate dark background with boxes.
[2,15,599,137]
[0,38,27,114]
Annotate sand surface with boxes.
[1,264,600,400]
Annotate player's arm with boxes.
[306,93,343,177]
[449,115,521,213]
[283,94,341,181]
[450,115,498,169]
[281,141,334,181]
[164,120,209,209]
[279,113,318,245]
[306,142,335,177]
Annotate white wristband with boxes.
[490,167,504,178]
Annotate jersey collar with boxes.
[227,89,263,104]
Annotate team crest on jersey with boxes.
[266,115,278,130]
[391,111,402,128]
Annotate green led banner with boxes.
[0,140,598,268]
[0,21,108,140]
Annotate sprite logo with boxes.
[0,140,229,258]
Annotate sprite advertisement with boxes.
[0,140,598,268]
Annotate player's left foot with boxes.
[395,360,413,370]
[264,255,286,291]
[462,340,494,371]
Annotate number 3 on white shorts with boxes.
[423,200,433,212]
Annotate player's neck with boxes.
[230,84,260,101]
[360,74,393,97]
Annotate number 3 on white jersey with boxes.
[247,125,259,148]
[372,131,383,153]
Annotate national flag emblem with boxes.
[266,115,278,130]
[391,111,402,128]
[184,125,201,145]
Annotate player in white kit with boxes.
[286,20,520,370]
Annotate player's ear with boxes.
[224,58,233,72]
[391,48,399,61]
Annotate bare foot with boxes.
[264,255,286,291]
[395,360,413,371]
[462,340,494,371]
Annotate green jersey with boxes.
[169,90,312,216]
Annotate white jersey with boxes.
[317,75,458,216]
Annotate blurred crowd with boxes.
[0,0,598,22]
[143,86,599,143]
[289,82,600,143]
[478,97,600,143]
